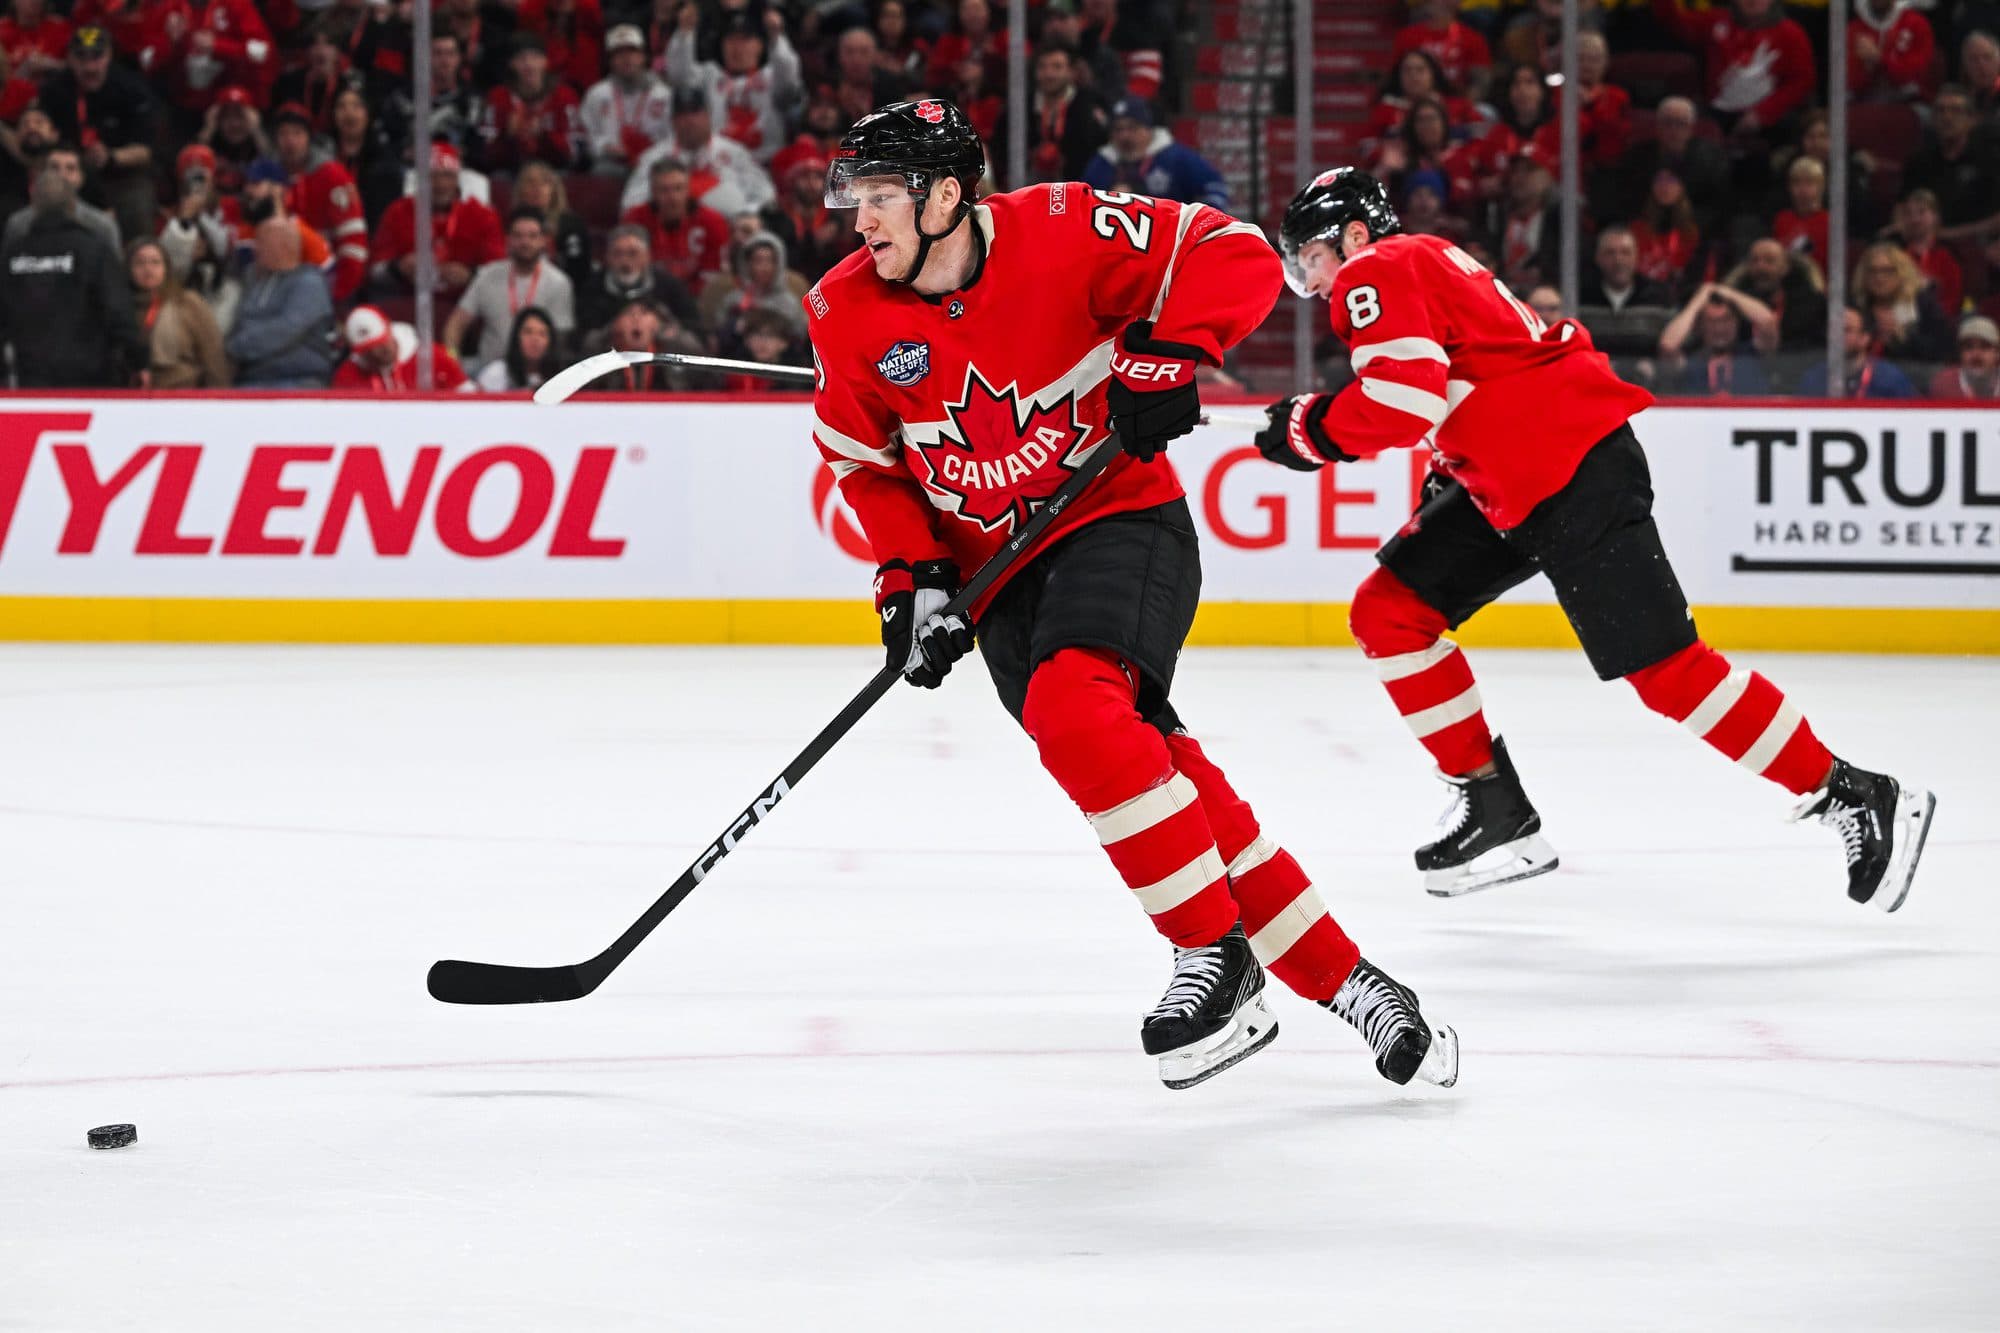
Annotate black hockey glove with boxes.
[1107,320,1205,463]
[874,558,974,689]
[1254,394,1355,472]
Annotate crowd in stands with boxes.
[1369,0,2000,398]
[3,0,1998,400]
[0,0,1185,393]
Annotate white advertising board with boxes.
[0,397,1991,630]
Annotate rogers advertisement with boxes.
[0,396,1993,617]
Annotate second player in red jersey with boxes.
[807,102,1459,1093]
[1255,168,1934,911]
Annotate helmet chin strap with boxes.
[891,192,973,287]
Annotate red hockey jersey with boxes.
[1652,0,1815,126]
[479,82,584,171]
[808,182,1280,615]
[1321,233,1653,529]
[137,0,275,112]
[286,154,368,302]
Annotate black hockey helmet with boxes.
[824,98,985,209]
[1279,167,1402,296]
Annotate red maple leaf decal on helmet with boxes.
[910,366,1094,533]
[915,100,945,124]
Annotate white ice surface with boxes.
[1,644,1994,1332]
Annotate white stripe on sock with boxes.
[1372,639,1459,682]
[1133,847,1228,916]
[1681,669,1750,738]
[1088,772,1197,846]
[1246,886,1329,965]
[1404,684,1484,739]
[1741,700,1803,776]
[1227,833,1279,879]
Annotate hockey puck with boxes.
[87,1124,136,1150]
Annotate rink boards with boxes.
[0,394,1992,651]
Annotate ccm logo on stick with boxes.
[692,778,791,881]
[1110,355,1187,383]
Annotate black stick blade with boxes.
[426,958,596,1005]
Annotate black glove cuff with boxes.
[1121,319,1209,365]
[911,558,961,592]
[1299,396,1357,463]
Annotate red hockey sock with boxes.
[1022,648,1238,947]
[1349,567,1495,776]
[1164,731,1361,1001]
[1626,641,1834,796]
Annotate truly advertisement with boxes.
[1644,405,2000,610]
[0,396,1991,617]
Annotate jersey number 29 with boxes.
[1090,191,1154,251]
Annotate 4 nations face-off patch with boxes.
[876,340,931,386]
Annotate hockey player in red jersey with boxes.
[1254,168,1935,910]
[809,101,1458,1092]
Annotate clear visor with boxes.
[1281,232,1341,298]
[825,159,924,211]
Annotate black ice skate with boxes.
[1791,759,1936,913]
[1416,736,1558,897]
[1322,958,1458,1088]
[1141,923,1278,1090]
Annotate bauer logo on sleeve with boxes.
[876,340,931,386]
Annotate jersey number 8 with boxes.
[1345,285,1382,329]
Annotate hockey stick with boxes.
[426,431,1123,1004]
[533,349,811,403]
[531,349,1272,429]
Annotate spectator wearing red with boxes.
[0,0,70,82]
[1773,155,1830,274]
[1651,0,1816,136]
[1629,165,1707,300]
[926,0,1004,96]
[1369,97,1454,193]
[1364,49,1478,151]
[519,0,603,92]
[0,40,35,125]
[582,24,672,176]
[196,84,266,196]
[334,304,470,392]
[479,34,584,173]
[138,0,277,120]
[1559,31,1630,170]
[69,0,147,59]
[1930,315,2000,398]
[1076,0,1164,102]
[270,27,349,137]
[946,43,1005,145]
[1850,0,1935,103]
[371,143,506,299]
[1894,188,1965,315]
[760,139,857,285]
[619,154,731,289]
[666,6,801,164]
[1392,0,1493,99]
[871,0,929,87]
[271,102,368,303]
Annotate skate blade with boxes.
[1872,786,1937,914]
[1424,834,1559,898]
[1412,1023,1459,1089]
[1157,993,1279,1090]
